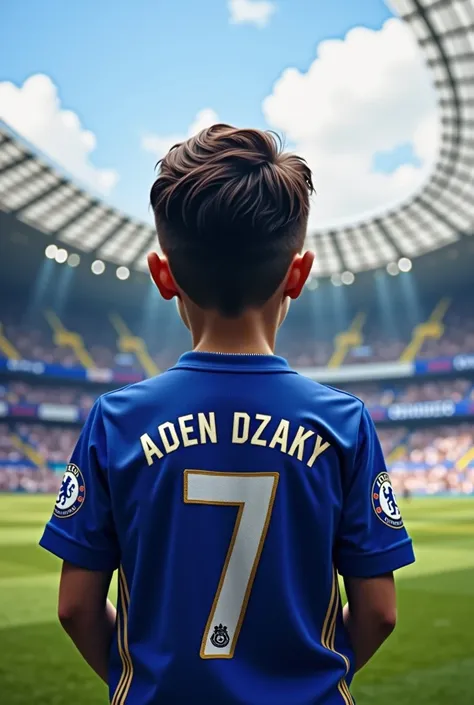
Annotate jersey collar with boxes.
[174,351,291,373]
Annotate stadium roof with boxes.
[0,0,473,280]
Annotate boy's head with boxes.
[149,124,314,321]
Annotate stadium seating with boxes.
[0,381,96,409]
[385,424,474,496]
[1,301,473,497]
[1,378,473,411]
[1,298,473,372]
[1,420,473,495]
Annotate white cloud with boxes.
[142,108,220,160]
[262,18,440,229]
[0,74,118,194]
[228,0,276,28]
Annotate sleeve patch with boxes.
[371,472,404,529]
[54,463,86,519]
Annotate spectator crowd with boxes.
[0,421,473,496]
[344,378,474,407]
[386,424,474,496]
[1,301,474,372]
[0,381,96,412]
[0,423,78,493]
[1,378,473,413]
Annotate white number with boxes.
[184,470,279,658]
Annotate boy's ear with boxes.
[147,252,179,300]
[284,251,314,300]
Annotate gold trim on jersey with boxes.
[111,567,133,705]
[321,568,354,705]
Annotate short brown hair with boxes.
[150,124,313,317]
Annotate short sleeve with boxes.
[39,398,120,571]
[335,406,415,578]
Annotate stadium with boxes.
[1,0,474,703]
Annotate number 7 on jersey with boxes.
[184,470,279,659]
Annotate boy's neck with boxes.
[191,313,276,356]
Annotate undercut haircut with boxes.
[150,124,314,318]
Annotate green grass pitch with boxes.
[0,494,473,704]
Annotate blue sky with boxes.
[1,0,436,227]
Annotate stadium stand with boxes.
[1,422,472,496]
[0,381,96,408]
[1,292,473,496]
[1,378,473,412]
[388,424,474,496]
[0,296,474,371]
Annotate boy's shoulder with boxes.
[96,368,179,414]
[291,371,365,411]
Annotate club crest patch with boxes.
[371,472,403,529]
[54,463,86,518]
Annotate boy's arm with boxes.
[335,406,415,673]
[58,562,116,683]
[39,399,120,681]
[342,573,396,672]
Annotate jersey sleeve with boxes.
[39,398,120,572]
[335,405,415,578]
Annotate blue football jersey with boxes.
[40,352,415,705]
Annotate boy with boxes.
[40,125,415,704]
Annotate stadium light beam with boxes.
[330,277,350,332]
[398,268,423,330]
[374,270,399,341]
[55,265,75,317]
[25,258,55,325]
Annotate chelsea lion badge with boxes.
[54,463,86,518]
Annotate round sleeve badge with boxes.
[54,463,86,518]
[372,472,404,529]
